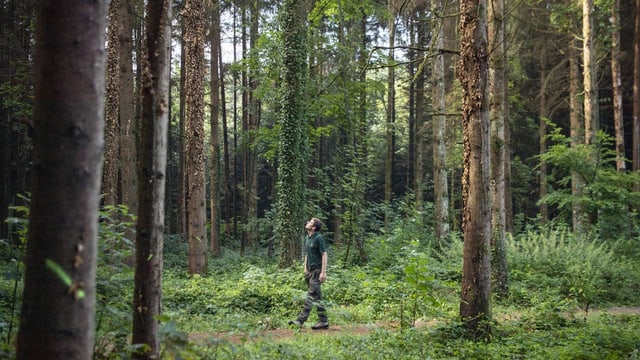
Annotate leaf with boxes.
[45,259,72,287]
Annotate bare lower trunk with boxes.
[17,1,107,358]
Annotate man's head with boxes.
[305,217,323,232]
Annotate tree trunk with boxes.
[569,38,586,235]
[414,10,426,217]
[489,0,508,296]
[611,0,625,171]
[458,0,492,340]
[385,0,396,231]
[432,0,450,242]
[184,0,208,274]
[119,0,138,224]
[277,0,313,268]
[210,0,222,257]
[16,1,107,358]
[539,50,549,224]
[633,0,640,175]
[583,0,598,146]
[103,0,121,207]
[131,0,171,358]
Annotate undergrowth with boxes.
[1,203,639,359]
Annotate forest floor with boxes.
[188,306,640,345]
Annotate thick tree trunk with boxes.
[16,1,107,358]
[458,0,492,340]
[184,0,208,274]
[131,0,171,358]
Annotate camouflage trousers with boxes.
[296,268,327,323]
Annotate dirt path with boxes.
[189,306,640,345]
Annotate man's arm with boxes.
[319,252,327,282]
[303,255,308,274]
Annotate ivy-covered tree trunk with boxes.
[184,0,208,274]
[132,0,171,357]
[458,0,492,340]
[277,0,313,268]
[16,1,107,358]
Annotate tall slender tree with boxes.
[458,0,492,340]
[103,0,122,207]
[432,0,450,242]
[184,0,208,274]
[118,0,138,221]
[131,0,171,357]
[569,38,586,234]
[583,0,598,146]
[210,0,222,257]
[385,0,396,231]
[633,0,640,175]
[611,0,625,171]
[16,1,107,358]
[488,0,508,295]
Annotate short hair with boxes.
[311,217,323,232]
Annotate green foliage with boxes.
[93,204,136,358]
[508,227,637,312]
[539,129,640,240]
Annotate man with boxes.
[290,217,329,330]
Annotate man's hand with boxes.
[319,272,327,283]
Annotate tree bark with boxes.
[16,1,107,358]
[611,0,625,172]
[184,0,208,274]
[489,0,508,296]
[432,0,450,242]
[103,0,121,207]
[385,0,396,232]
[458,0,492,340]
[633,0,640,174]
[569,38,586,235]
[131,0,171,357]
[583,0,598,146]
[118,0,138,222]
[210,0,222,257]
[539,49,549,224]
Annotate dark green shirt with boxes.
[304,232,326,269]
